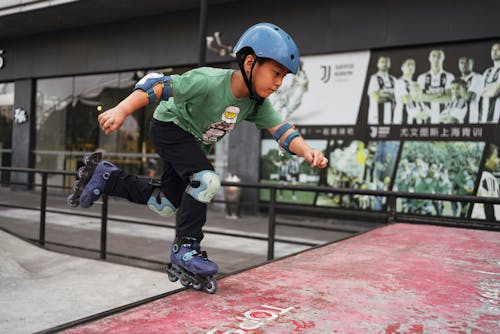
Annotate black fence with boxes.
[0,166,499,265]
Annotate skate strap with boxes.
[150,187,162,202]
[181,249,209,262]
[181,249,198,262]
[148,179,162,187]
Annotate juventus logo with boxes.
[320,65,331,83]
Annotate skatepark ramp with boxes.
[39,223,499,334]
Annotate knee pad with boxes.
[186,170,221,203]
[147,188,176,217]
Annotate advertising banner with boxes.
[261,40,500,221]
[269,51,370,125]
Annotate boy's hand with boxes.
[303,149,328,169]
[98,106,127,135]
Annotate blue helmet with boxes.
[233,23,300,74]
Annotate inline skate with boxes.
[66,152,119,208]
[165,237,219,294]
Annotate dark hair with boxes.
[236,47,266,66]
[451,78,467,88]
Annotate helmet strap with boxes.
[238,54,264,113]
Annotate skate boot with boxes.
[67,152,102,207]
[165,237,219,294]
[66,152,119,208]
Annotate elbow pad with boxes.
[134,73,172,107]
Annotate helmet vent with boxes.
[291,54,295,60]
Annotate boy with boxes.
[440,79,468,124]
[70,23,328,293]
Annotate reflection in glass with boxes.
[0,82,14,184]
[37,77,73,153]
[34,67,195,187]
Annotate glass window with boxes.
[37,77,73,151]
[0,82,14,149]
[0,82,14,185]
[33,65,205,186]
[95,72,137,154]
[36,77,73,186]
[91,71,145,174]
[71,73,120,152]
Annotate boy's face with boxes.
[253,59,289,98]
[450,83,464,98]
[401,59,415,76]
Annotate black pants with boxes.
[104,119,214,241]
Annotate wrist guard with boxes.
[273,122,301,155]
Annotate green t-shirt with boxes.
[153,67,282,153]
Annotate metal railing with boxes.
[0,166,499,264]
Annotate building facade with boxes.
[0,0,499,217]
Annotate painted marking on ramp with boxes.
[206,304,295,333]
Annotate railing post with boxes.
[100,194,108,259]
[267,187,277,260]
[198,0,208,67]
[39,172,47,246]
[387,195,396,223]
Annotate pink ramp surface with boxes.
[63,223,500,334]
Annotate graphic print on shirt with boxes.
[202,106,240,142]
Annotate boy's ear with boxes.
[243,54,256,73]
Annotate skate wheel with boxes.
[71,180,81,193]
[165,264,179,282]
[167,272,178,282]
[77,166,89,179]
[67,194,79,207]
[204,278,218,294]
[83,153,93,165]
[180,277,191,287]
[83,152,101,165]
[192,281,202,291]
[165,264,180,282]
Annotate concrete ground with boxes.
[0,187,379,333]
[60,224,500,334]
[0,229,179,334]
